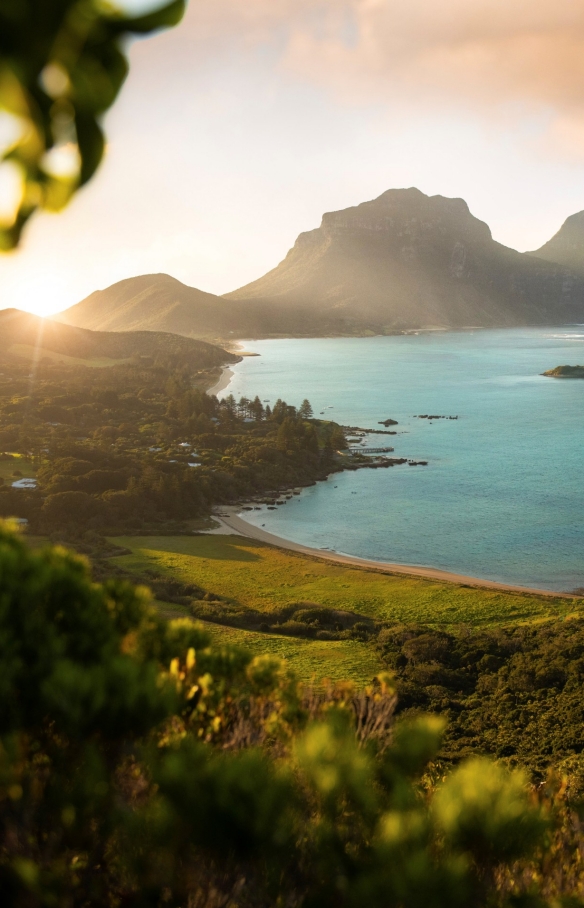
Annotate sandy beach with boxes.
[213,507,577,599]
[207,366,235,396]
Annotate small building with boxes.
[11,478,37,490]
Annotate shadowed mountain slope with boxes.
[0,308,236,368]
[227,188,584,331]
[529,211,584,274]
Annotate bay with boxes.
[219,328,584,591]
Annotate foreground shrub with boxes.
[0,522,569,907]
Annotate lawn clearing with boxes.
[110,534,579,628]
[0,455,36,482]
[201,623,382,685]
[151,596,381,683]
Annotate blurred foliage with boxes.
[0,0,185,250]
[2,520,577,907]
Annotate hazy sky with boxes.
[3,0,584,316]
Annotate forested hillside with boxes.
[0,349,347,536]
[0,308,234,367]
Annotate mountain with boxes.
[57,274,233,338]
[56,273,311,341]
[226,188,584,331]
[529,211,584,274]
[57,191,584,340]
[0,308,236,368]
[57,273,335,340]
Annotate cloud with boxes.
[286,1,584,108]
[170,0,584,154]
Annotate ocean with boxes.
[218,328,584,592]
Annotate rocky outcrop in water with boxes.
[542,365,584,378]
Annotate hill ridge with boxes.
[0,308,236,368]
[529,210,584,274]
[57,189,584,339]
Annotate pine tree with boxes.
[299,399,314,419]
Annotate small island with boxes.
[542,365,584,378]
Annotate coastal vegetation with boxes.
[0,343,350,536]
[2,521,584,908]
[104,533,584,779]
[543,365,584,378]
[5,330,584,904]
[0,312,584,908]
[110,534,574,629]
[2,340,584,782]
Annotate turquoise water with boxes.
[220,328,584,591]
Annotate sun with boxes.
[1,267,72,319]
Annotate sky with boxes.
[3,0,584,317]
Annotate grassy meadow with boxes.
[111,533,576,627]
[205,623,382,684]
[110,533,581,681]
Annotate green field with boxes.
[206,623,382,683]
[141,598,382,684]
[111,534,579,632]
[0,455,36,482]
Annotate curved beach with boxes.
[207,366,235,396]
[215,508,577,599]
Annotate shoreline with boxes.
[213,507,577,600]
[207,366,235,396]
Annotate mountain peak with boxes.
[226,189,584,330]
[54,192,584,340]
[308,187,492,250]
[531,211,584,273]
